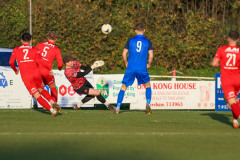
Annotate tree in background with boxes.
[0,0,239,71]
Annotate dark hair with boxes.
[63,55,75,64]
[229,31,239,41]
[22,33,32,42]
[47,31,58,40]
[135,23,145,31]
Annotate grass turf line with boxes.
[0,109,239,160]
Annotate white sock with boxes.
[50,108,54,113]
[233,119,239,123]
[50,100,54,105]
[104,101,110,106]
[77,101,83,108]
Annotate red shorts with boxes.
[222,80,240,100]
[39,67,55,86]
[21,71,44,95]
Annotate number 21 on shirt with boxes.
[226,53,236,66]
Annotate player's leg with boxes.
[136,71,152,114]
[73,80,95,109]
[144,81,152,115]
[227,96,240,129]
[73,95,95,110]
[115,70,135,114]
[38,87,61,113]
[32,91,58,116]
[40,68,58,103]
[115,84,127,114]
[49,82,58,103]
[223,84,240,128]
[88,88,116,111]
[224,95,238,128]
[35,71,61,113]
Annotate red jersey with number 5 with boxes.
[36,41,63,70]
[9,44,40,76]
[215,45,240,82]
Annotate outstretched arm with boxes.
[76,65,92,77]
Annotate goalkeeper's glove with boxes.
[91,60,104,69]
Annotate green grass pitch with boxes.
[0,109,239,160]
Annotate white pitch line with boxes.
[0,132,238,136]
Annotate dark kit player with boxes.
[62,55,115,111]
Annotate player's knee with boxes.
[144,81,151,88]
[33,92,41,99]
[49,83,55,88]
[121,84,127,91]
[38,88,43,93]
[95,90,100,96]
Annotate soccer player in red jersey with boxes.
[212,31,240,128]
[62,55,115,111]
[36,31,63,102]
[9,33,61,116]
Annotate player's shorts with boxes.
[21,70,44,95]
[222,80,240,100]
[39,67,55,86]
[74,80,93,95]
[122,70,150,87]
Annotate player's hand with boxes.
[15,69,19,75]
[49,71,53,76]
[91,60,104,69]
[147,64,151,68]
[125,62,128,68]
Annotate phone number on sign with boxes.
[151,102,183,107]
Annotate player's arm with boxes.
[212,57,220,67]
[123,39,130,68]
[147,50,153,68]
[55,47,63,70]
[9,51,19,74]
[147,39,154,68]
[76,65,92,77]
[212,47,221,67]
[122,49,128,68]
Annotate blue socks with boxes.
[146,87,152,105]
[117,87,151,108]
[117,90,125,108]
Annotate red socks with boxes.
[36,96,52,110]
[231,102,240,118]
[40,89,53,102]
[50,87,58,102]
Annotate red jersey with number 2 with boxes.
[9,44,44,95]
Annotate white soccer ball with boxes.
[101,24,112,34]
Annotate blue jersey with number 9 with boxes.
[124,35,153,71]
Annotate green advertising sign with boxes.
[96,77,109,99]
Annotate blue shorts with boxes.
[122,70,150,87]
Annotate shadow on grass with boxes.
[201,112,232,126]
[33,108,62,116]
